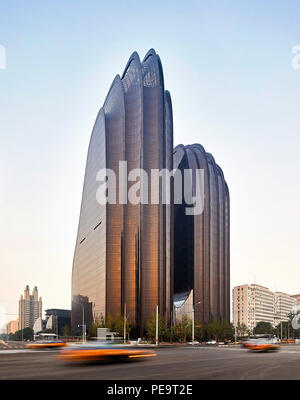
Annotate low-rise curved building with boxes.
[173,144,230,324]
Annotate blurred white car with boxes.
[206,340,217,345]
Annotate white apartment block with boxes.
[274,292,297,325]
[233,284,296,331]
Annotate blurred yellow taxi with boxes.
[26,341,67,349]
[244,335,280,352]
[58,342,156,363]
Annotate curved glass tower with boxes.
[173,144,230,324]
[71,49,174,335]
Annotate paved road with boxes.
[1,345,300,380]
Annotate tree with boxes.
[194,321,206,343]
[61,324,71,337]
[253,321,274,335]
[89,315,105,338]
[237,323,249,337]
[220,319,235,341]
[111,315,123,336]
[275,313,300,339]
[13,328,34,341]
[206,319,222,341]
[180,315,192,342]
[145,312,166,341]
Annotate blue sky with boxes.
[1,0,300,329]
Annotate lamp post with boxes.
[77,303,86,343]
[192,305,195,344]
[155,305,158,346]
[123,303,126,344]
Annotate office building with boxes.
[45,309,71,335]
[173,144,230,324]
[72,50,231,335]
[72,49,173,335]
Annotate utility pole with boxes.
[155,305,158,346]
[124,303,126,344]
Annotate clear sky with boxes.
[1,0,300,330]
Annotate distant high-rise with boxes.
[173,144,230,324]
[6,319,18,335]
[18,285,42,330]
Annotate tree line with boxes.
[89,313,235,342]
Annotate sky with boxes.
[1,0,300,330]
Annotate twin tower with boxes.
[71,49,230,335]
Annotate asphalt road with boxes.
[1,345,300,380]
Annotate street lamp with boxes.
[155,305,159,346]
[123,303,127,344]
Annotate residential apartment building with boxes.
[233,284,296,331]
[6,319,19,334]
[275,292,297,325]
[18,285,42,330]
[291,294,300,311]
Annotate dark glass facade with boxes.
[72,49,173,335]
[173,144,230,324]
[45,309,71,336]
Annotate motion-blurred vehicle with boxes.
[26,341,67,349]
[26,332,68,349]
[206,340,217,345]
[243,335,280,352]
[58,342,157,363]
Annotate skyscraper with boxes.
[173,144,230,324]
[18,285,42,330]
[72,50,231,336]
[72,49,173,335]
